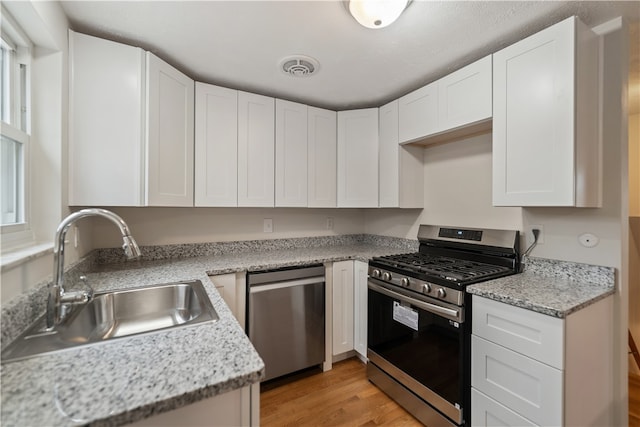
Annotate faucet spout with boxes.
[46,208,141,330]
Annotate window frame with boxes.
[1,6,33,252]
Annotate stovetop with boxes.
[370,252,513,286]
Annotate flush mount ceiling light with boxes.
[348,0,409,29]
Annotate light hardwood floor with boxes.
[260,358,423,426]
[632,373,640,427]
[262,359,640,426]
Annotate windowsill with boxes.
[1,242,54,272]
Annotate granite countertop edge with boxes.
[467,256,616,318]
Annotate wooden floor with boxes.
[261,358,423,426]
[262,359,640,426]
[632,373,640,427]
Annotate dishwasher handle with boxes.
[249,276,325,293]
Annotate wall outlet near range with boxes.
[326,217,334,230]
[525,225,544,245]
[263,218,273,233]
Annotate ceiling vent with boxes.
[279,55,320,77]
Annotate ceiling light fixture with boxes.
[348,0,409,29]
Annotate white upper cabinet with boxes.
[337,108,379,207]
[194,83,238,207]
[492,16,600,207]
[437,55,492,132]
[69,31,194,207]
[146,53,194,207]
[308,107,337,208]
[398,55,492,145]
[69,31,146,206]
[378,100,424,208]
[237,91,275,207]
[275,99,308,207]
[398,82,438,144]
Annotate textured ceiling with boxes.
[59,0,640,111]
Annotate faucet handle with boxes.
[60,275,93,304]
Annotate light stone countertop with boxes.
[467,256,616,318]
[1,236,415,427]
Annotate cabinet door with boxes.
[238,92,275,207]
[472,335,563,426]
[308,107,337,208]
[337,109,379,207]
[127,386,249,427]
[209,273,246,329]
[379,100,424,208]
[146,53,194,206]
[492,17,577,207]
[473,295,563,369]
[398,82,438,144]
[438,55,492,131]
[275,99,307,207]
[378,100,400,207]
[332,261,354,355]
[69,31,145,206]
[353,261,368,358]
[194,83,238,207]
[471,388,536,427]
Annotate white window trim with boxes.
[1,5,33,254]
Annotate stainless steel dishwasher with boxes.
[247,264,325,382]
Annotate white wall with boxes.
[90,207,365,248]
[365,133,522,240]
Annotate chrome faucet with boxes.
[46,208,142,329]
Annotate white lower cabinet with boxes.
[209,272,246,329]
[332,260,354,355]
[471,389,536,427]
[126,384,257,427]
[331,260,368,360]
[353,261,368,359]
[471,295,614,427]
[472,335,562,426]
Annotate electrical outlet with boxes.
[525,224,544,245]
[326,217,334,230]
[263,218,273,233]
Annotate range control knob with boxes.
[371,269,381,278]
[421,283,432,294]
[382,272,392,281]
[436,288,447,298]
[400,278,410,287]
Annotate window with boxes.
[1,8,32,250]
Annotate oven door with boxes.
[367,278,467,425]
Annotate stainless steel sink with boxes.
[1,280,218,363]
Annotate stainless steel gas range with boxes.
[367,224,520,427]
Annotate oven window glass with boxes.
[367,287,463,407]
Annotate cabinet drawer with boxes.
[472,296,563,369]
[471,388,537,427]
[472,336,562,426]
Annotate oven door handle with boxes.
[368,281,462,323]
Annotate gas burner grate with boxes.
[372,253,511,283]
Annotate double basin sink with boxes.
[2,280,219,362]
